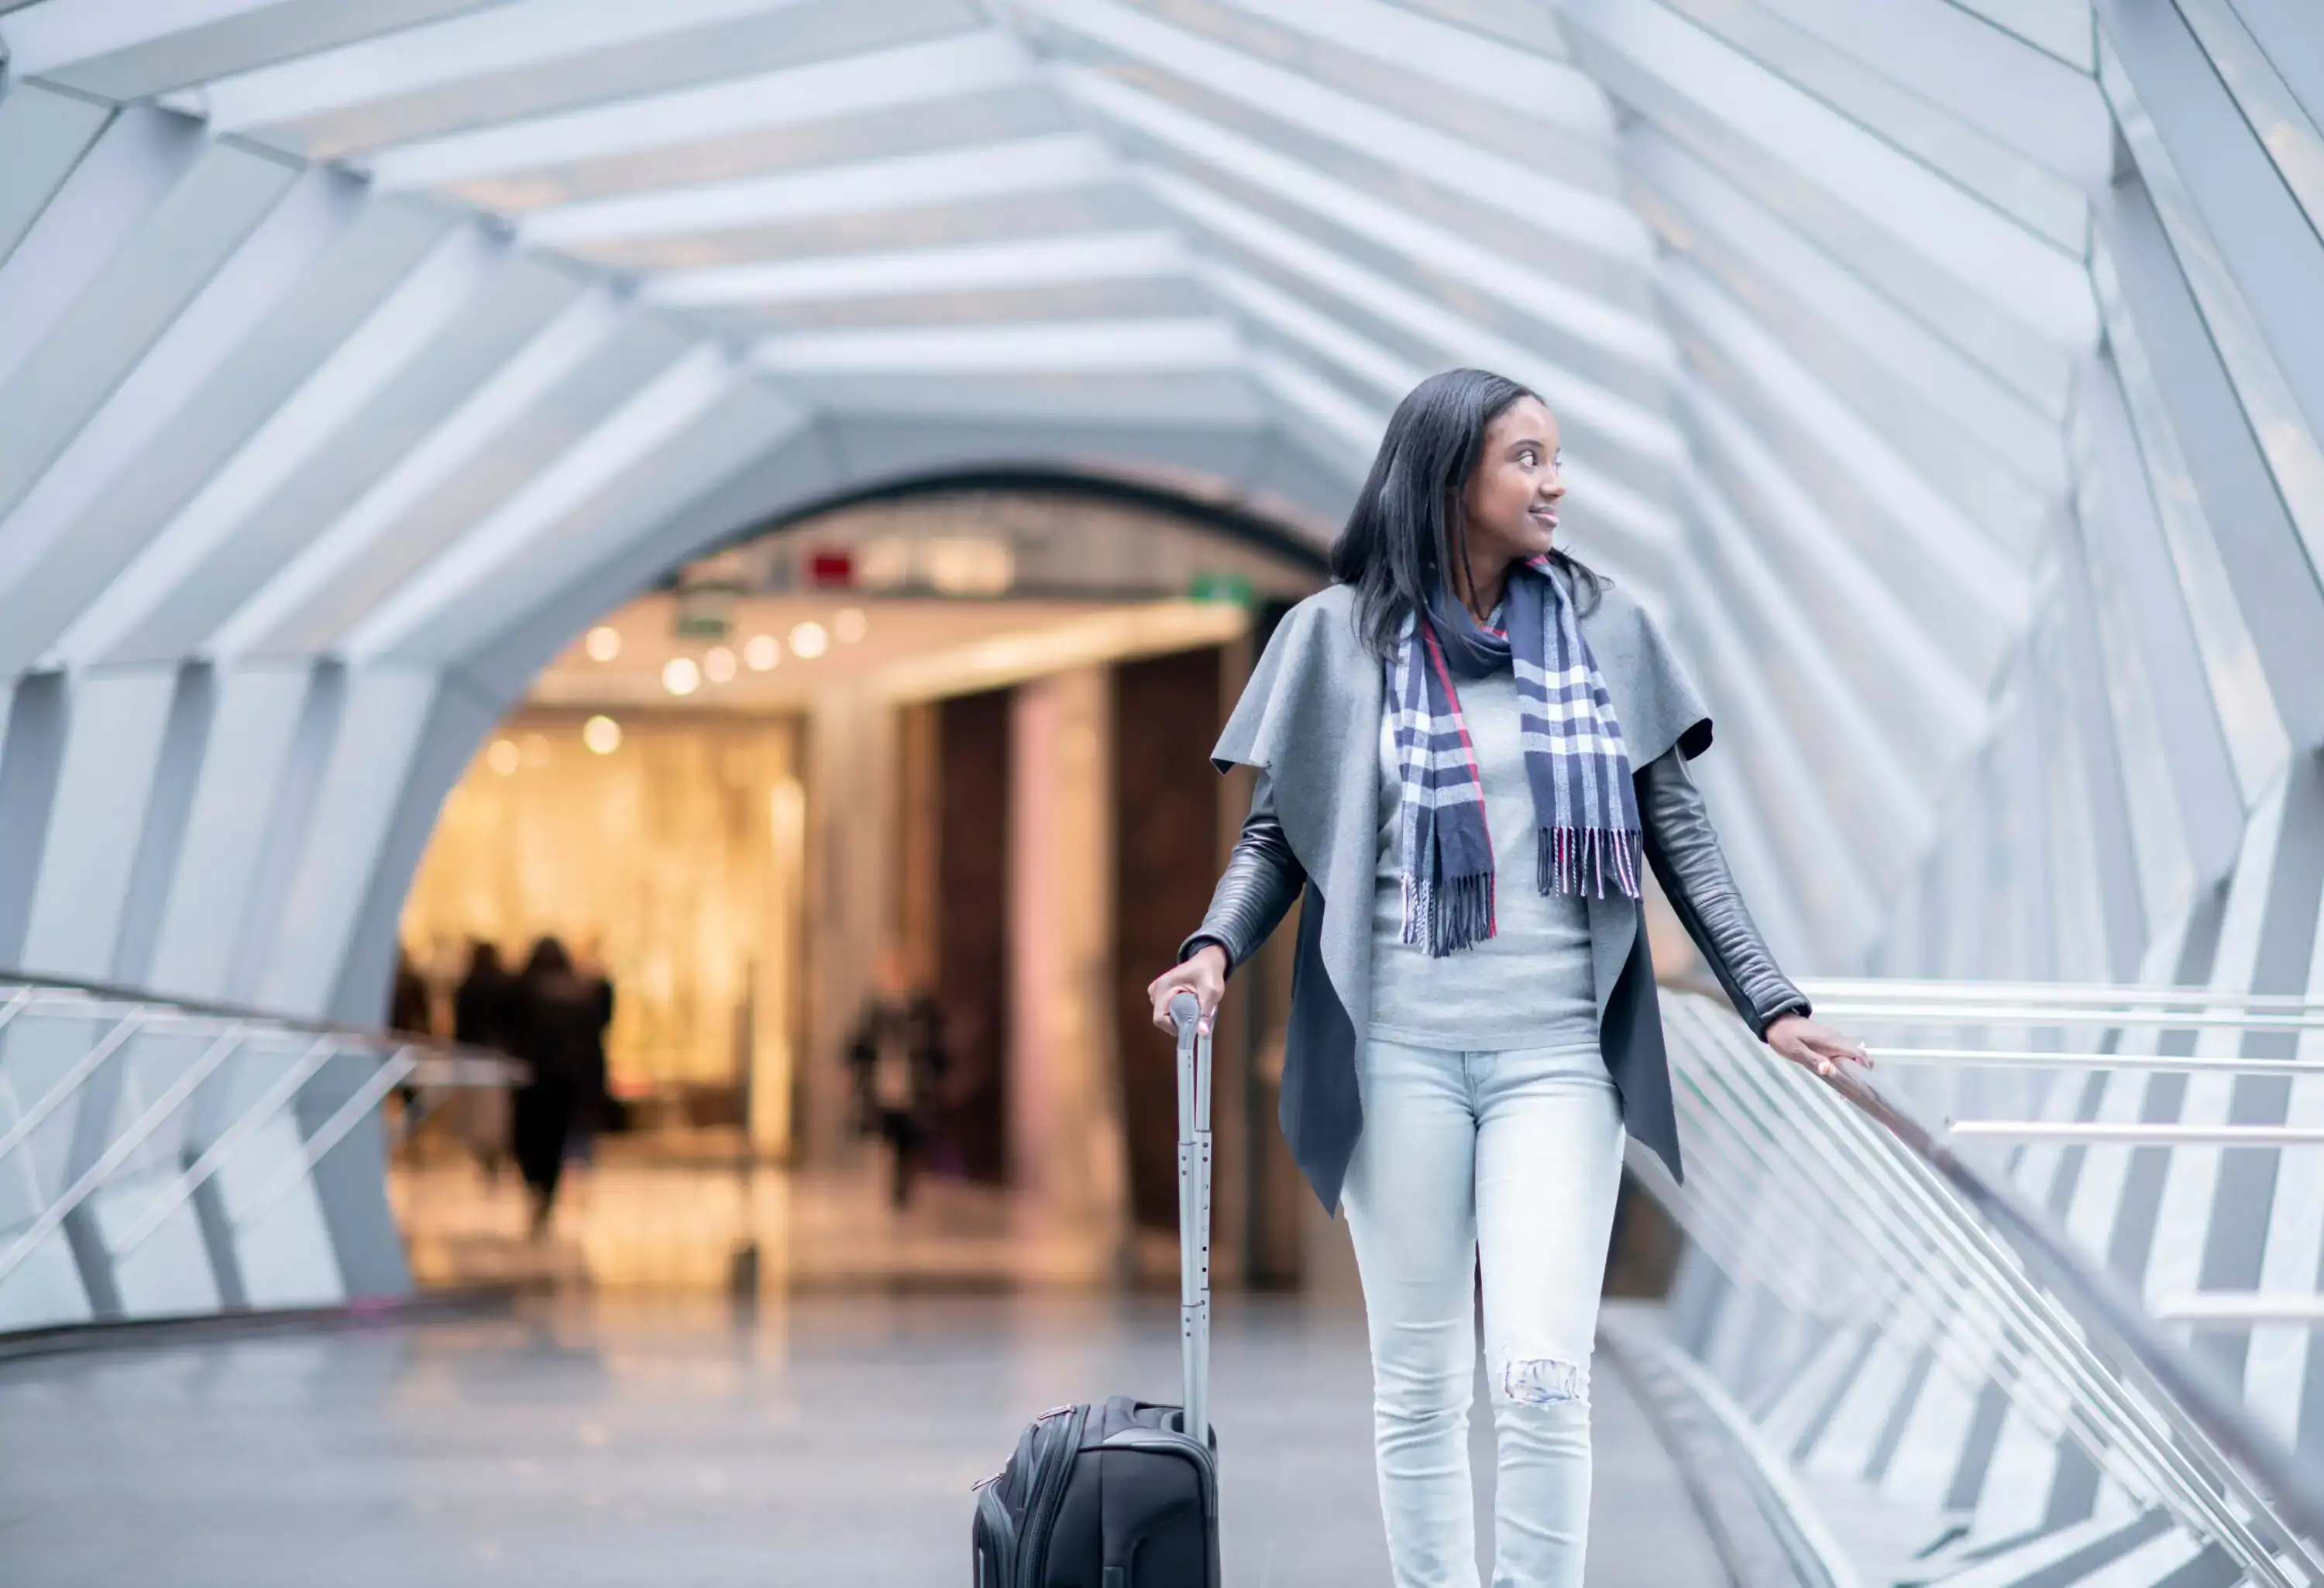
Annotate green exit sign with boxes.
[1187,572,1253,605]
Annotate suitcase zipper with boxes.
[1014,1404,1087,1588]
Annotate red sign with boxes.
[805,547,854,587]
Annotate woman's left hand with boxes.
[1765,1012,1870,1080]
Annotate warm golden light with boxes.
[743,634,780,671]
[703,645,737,683]
[834,607,868,644]
[582,715,622,754]
[521,732,551,767]
[662,656,701,696]
[486,738,520,775]
[584,625,621,662]
[788,620,829,659]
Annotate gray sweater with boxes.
[1207,571,1728,1210]
[1369,667,1598,1053]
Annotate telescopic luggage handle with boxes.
[1168,992,1213,1445]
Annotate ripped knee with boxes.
[1493,1355,1590,1407]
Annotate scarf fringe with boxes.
[1538,825,1645,900]
[1425,871,1496,958]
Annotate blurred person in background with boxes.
[567,934,617,1162]
[387,947,433,1115]
[511,937,596,1237]
[389,948,433,1036]
[846,947,947,1209]
[452,940,517,1179]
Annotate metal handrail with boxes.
[1951,1121,2324,1146]
[1802,976,2324,1015]
[1670,1004,2222,1531]
[0,966,506,1062]
[1820,1051,2324,1564]
[1870,1044,2324,1074]
[1816,1003,2324,1029]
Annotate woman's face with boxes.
[1457,396,1565,572]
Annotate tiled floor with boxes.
[6,1156,1725,1586]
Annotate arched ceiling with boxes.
[1,0,2320,992]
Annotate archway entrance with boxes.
[387,484,1325,1291]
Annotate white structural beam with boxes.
[1211,0,1614,136]
[1659,257,2030,634]
[15,672,180,981]
[342,345,744,660]
[0,167,351,658]
[0,81,114,263]
[1246,349,1388,459]
[1018,0,1651,260]
[52,223,505,667]
[1681,377,1986,768]
[0,0,492,101]
[519,133,1122,249]
[1141,167,1684,472]
[1628,127,2066,485]
[0,106,201,396]
[1195,256,1424,398]
[0,141,297,527]
[205,287,631,661]
[1059,66,1674,373]
[364,29,1038,195]
[182,0,816,135]
[1195,254,1685,558]
[1744,0,2113,184]
[142,666,315,1002]
[0,0,301,76]
[1559,0,2097,348]
[645,231,1188,308]
[753,318,1244,376]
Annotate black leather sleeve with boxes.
[1178,772,1308,973]
[1636,748,1811,1039]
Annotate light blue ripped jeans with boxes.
[1340,1038,1626,1588]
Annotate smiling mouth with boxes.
[1530,507,1559,528]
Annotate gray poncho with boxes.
[1212,570,1714,1211]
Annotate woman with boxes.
[1147,370,1865,1588]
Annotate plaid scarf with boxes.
[1387,557,1642,957]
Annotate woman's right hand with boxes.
[1147,944,1228,1036]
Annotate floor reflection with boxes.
[0,1288,1722,1588]
[390,1132,1122,1294]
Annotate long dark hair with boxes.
[1330,367,1601,655]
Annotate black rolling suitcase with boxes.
[972,992,1221,1588]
